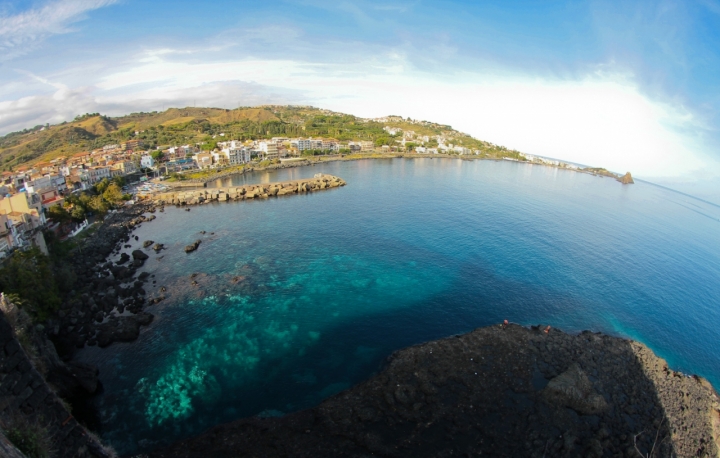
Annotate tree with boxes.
[102,183,123,205]
[47,204,71,224]
[89,195,109,217]
[201,140,218,151]
[151,150,165,162]
[95,178,110,194]
[0,247,61,320]
[70,206,86,223]
[374,136,393,146]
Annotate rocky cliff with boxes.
[150,324,719,458]
[0,303,111,458]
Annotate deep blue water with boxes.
[77,158,720,454]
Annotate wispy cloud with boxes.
[0,0,118,60]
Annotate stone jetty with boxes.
[152,174,346,206]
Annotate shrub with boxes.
[2,415,52,458]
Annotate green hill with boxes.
[0,106,518,171]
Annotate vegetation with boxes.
[0,106,524,172]
[45,176,130,227]
[0,247,71,321]
[1,415,52,458]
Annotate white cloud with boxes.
[92,50,714,178]
[0,0,118,60]
[2,46,717,185]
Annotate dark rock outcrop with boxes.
[150,324,719,458]
[117,252,130,264]
[184,240,202,253]
[96,314,153,347]
[132,249,149,261]
[0,309,110,457]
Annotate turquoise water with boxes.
[77,158,720,454]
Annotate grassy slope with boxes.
[0,106,511,171]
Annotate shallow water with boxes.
[77,158,720,454]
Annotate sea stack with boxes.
[617,172,634,184]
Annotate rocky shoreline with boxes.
[148,324,720,458]
[43,174,344,364]
[47,201,163,358]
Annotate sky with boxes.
[1,0,719,202]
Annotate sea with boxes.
[75,158,720,455]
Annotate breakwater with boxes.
[153,174,346,205]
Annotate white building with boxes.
[140,155,155,169]
[261,142,279,160]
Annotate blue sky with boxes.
[1,0,720,200]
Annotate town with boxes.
[0,118,587,260]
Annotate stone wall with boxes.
[0,308,110,458]
[153,174,346,206]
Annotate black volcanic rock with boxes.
[132,250,149,261]
[185,240,202,253]
[150,325,720,458]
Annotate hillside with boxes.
[0,106,518,171]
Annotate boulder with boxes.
[185,240,202,253]
[132,250,149,261]
[541,363,608,415]
[143,240,154,248]
[117,252,130,265]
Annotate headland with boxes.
[149,324,720,458]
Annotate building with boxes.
[322,139,340,151]
[38,188,64,211]
[360,141,374,151]
[259,142,279,160]
[165,158,197,172]
[140,155,155,169]
[0,213,19,257]
[123,139,144,151]
[112,161,138,176]
[0,192,45,225]
[193,152,213,169]
[219,146,251,165]
[68,152,91,166]
[23,175,53,194]
[87,166,110,184]
[0,192,47,253]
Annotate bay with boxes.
[77,158,720,455]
